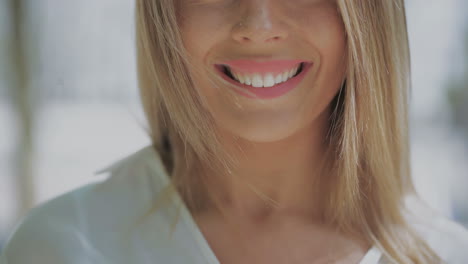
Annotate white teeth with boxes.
[238,74,245,84]
[263,74,275,87]
[282,71,289,82]
[245,75,252,85]
[288,69,294,78]
[233,72,240,82]
[274,74,283,84]
[228,63,302,88]
[252,74,263,88]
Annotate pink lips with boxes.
[215,59,313,100]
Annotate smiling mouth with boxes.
[218,62,306,88]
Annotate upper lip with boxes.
[217,59,310,75]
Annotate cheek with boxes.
[177,7,230,100]
[298,4,346,54]
[177,4,232,58]
[304,7,347,81]
[296,7,347,116]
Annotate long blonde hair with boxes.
[135,0,442,262]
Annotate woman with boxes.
[1,0,468,263]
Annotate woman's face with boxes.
[176,0,346,143]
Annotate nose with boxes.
[231,0,289,44]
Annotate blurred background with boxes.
[1,0,468,253]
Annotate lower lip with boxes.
[215,63,313,99]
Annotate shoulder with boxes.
[405,195,468,263]
[0,146,172,264]
[0,183,100,264]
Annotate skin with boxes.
[176,0,369,262]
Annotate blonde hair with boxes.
[135,0,442,263]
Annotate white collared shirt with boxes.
[1,146,467,263]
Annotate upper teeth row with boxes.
[228,64,301,88]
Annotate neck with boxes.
[199,108,331,223]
